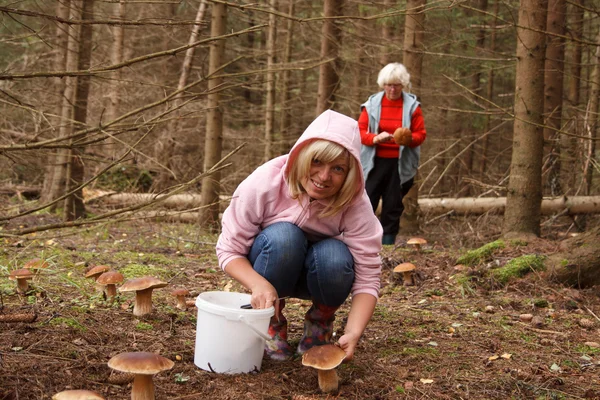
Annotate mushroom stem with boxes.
[402,272,414,286]
[317,369,339,393]
[105,284,117,301]
[175,296,187,310]
[131,373,155,400]
[16,278,30,293]
[133,288,154,317]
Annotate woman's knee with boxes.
[306,239,354,305]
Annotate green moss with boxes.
[532,299,549,308]
[120,263,174,280]
[49,317,86,331]
[491,254,545,285]
[456,240,505,266]
[135,322,154,331]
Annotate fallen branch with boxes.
[0,312,37,323]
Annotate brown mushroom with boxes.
[406,237,427,251]
[393,262,416,286]
[96,271,124,302]
[52,390,105,400]
[85,265,112,293]
[23,258,49,278]
[107,352,174,400]
[9,268,34,293]
[171,288,190,310]
[301,344,346,393]
[119,276,168,316]
[85,265,111,281]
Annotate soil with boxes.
[1,212,599,400]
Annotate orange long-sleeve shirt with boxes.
[358,95,426,158]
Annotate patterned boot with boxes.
[296,302,338,355]
[264,299,294,361]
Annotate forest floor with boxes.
[1,207,600,400]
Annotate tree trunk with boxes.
[400,0,426,234]
[278,0,295,154]
[264,0,277,161]
[64,0,95,221]
[45,1,83,209]
[41,0,71,204]
[479,0,499,181]
[379,0,394,66]
[104,0,125,159]
[153,0,207,191]
[199,2,227,230]
[583,31,599,196]
[542,0,566,196]
[562,0,584,193]
[502,0,548,238]
[315,0,343,115]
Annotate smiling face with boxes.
[301,154,349,201]
[383,82,403,101]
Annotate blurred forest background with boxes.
[0,0,598,237]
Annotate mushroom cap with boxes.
[24,258,49,270]
[52,390,105,400]
[9,268,34,280]
[393,262,416,273]
[96,270,124,285]
[301,344,346,370]
[171,288,190,296]
[119,276,167,292]
[407,237,427,245]
[85,265,111,279]
[108,351,174,375]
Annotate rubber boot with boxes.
[296,302,338,355]
[264,299,294,361]
[382,234,396,245]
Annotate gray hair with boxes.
[377,63,411,88]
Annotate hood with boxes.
[285,110,365,196]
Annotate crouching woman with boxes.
[216,110,383,361]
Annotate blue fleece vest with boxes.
[359,91,421,185]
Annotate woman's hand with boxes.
[372,132,393,145]
[337,331,361,361]
[249,280,279,310]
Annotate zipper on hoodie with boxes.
[293,197,313,227]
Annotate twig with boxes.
[585,307,600,323]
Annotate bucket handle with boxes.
[238,315,272,341]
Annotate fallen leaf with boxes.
[501,353,512,359]
[420,378,434,384]
[488,355,499,361]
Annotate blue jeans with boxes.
[248,222,354,307]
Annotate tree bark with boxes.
[502,0,548,238]
[64,0,95,221]
[199,2,227,230]
[400,0,426,234]
[104,0,125,159]
[542,0,566,196]
[42,0,82,210]
[264,0,277,161]
[562,0,584,192]
[315,0,343,115]
[41,0,71,203]
[279,0,295,154]
[153,0,207,191]
[583,31,599,196]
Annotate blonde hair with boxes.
[377,62,411,88]
[288,140,359,217]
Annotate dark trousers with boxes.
[365,157,414,236]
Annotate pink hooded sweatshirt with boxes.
[216,110,383,299]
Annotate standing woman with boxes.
[216,110,382,361]
[359,62,427,245]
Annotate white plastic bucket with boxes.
[194,291,274,374]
